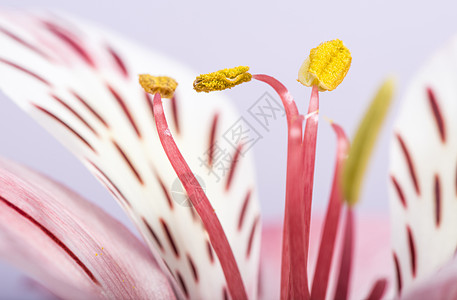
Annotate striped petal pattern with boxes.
[389,35,457,296]
[0,11,260,299]
[0,157,174,299]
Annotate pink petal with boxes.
[0,157,174,299]
[0,11,260,299]
[389,33,457,294]
[259,213,393,300]
[401,255,457,300]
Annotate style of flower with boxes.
[0,9,456,300]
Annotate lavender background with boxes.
[0,0,455,298]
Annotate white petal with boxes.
[389,35,457,295]
[0,11,260,299]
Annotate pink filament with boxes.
[151,93,247,300]
[311,123,349,300]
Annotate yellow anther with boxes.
[298,39,351,91]
[193,66,252,92]
[139,74,178,98]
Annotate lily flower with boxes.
[0,9,454,300]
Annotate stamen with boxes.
[193,66,252,92]
[298,39,351,91]
[139,74,178,98]
[142,89,248,300]
[343,78,395,205]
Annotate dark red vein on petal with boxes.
[112,140,144,185]
[170,95,180,135]
[107,84,141,137]
[0,195,99,284]
[187,254,199,283]
[435,174,441,227]
[334,208,354,300]
[141,217,164,252]
[0,57,50,86]
[33,105,95,152]
[43,21,95,67]
[365,278,388,300]
[176,271,189,298]
[145,92,154,121]
[223,287,229,300]
[86,160,130,207]
[238,189,252,231]
[225,144,242,192]
[396,133,420,195]
[406,225,417,278]
[393,252,402,295]
[246,216,260,258]
[0,26,51,60]
[206,240,214,263]
[208,113,219,167]
[426,87,446,143]
[160,218,180,258]
[391,175,407,209]
[156,174,174,210]
[70,90,109,127]
[106,46,128,78]
[50,94,98,136]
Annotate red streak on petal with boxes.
[107,84,141,138]
[86,160,130,207]
[50,94,98,136]
[334,208,355,300]
[225,144,242,192]
[160,218,180,258]
[206,240,214,263]
[156,174,174,210]
[311,123,349,300]
[407,225,417,277]
[0,195,99,285]
[186,254,199,283]
[393,252,402,295]
[238,189,252,231]
[43,21,95,67]
[426,87,446,143]
[171,95,180,135]
[176,271,189,298]
[208,113,220,167]
[106,45,128,78]
[391,175,407,209]
[396,133,421,195]
[0,26,51,60]
[246,216,260,258]
[434,174,441,227]
[33,105,95,152]
[70,90,109,128]
[365,278,388,300]
[0,57,50,86]
[145,92,155,121]
[141,217,164,252]
[152,93,247,300]
[112,140,144,185]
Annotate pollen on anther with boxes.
[139,74,178,98]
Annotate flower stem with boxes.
[310,123,349,300]
[151,93,247,300]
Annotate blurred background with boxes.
[0,0,456,298]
